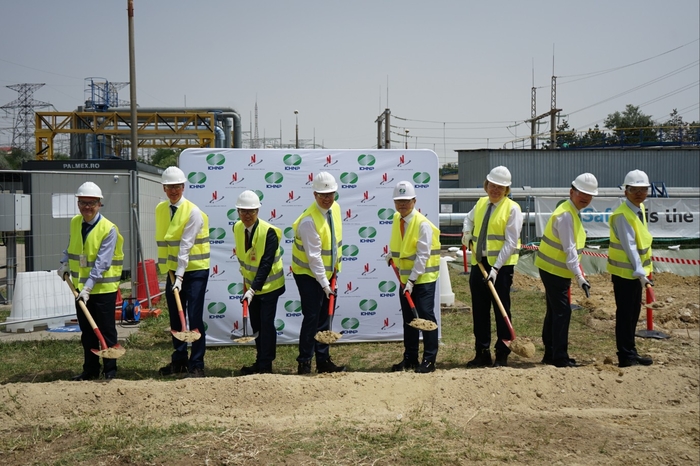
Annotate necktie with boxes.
[81,221,90,242]
[637,210,644,223]
[170,204,178,220]
[400,218,406,238]
[245,228,251,251]
[327,211,337,270]
[475,203,493,261]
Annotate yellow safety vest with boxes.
[607,203,653,278]
[234,219,285,294]
[155,200,210,274]
[291,202,342,279]
[534,201,585,278]
[470,197,521,266]
[389,211,440,284]
[67,215,124,294]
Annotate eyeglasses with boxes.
[164,184,184,191]
[394,199,414,205]
[237,209,258,215]
[315,192,336,199]
[627,187,648,194]
[77,200,99,208]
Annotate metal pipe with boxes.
[127,0,138,161]
[439,187,700,201]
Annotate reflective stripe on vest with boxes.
[534,200,585,278]
[389,211,440,285]
[607,203,653,278]
[470,197,521,266]
[291,202,343,279]
[234,220,285,294]
[155,200,210,274]
[67,215,124,294]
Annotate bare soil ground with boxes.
[1,272,698,465]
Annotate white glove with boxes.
[57,263,70,280]
[639,276,653,287]
[404,280,414,295]
[576,275,590,290]
[77,288,90,304]
[385,254,393,267]
[461,232,472,249]
[323,285,333,299]
[487,267,498,284]
[172,276,183,293]
[241,288,255,305]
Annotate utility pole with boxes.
[127,0,138,160]
[375,108,391,149]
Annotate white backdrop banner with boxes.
[179,149,441,346]
[535,197,700,239]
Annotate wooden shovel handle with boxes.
[64,273,108,350]
[477,262,516,341]
[168,271,187,330]
[328,273,337,316]
[388,259,419,319]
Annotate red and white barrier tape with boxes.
[522,244,700,265]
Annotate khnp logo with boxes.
[340,317,360,334]
[359,299,377,316]
[227,209,239,225]
[358,226,377,243]
[206,153,226,170]
[284,300,302,316]
[275,319,286,335]
[209,227,226,244]
[283,227,295,244]
[227,283,244,299]
[283,153,302,170]
[265,171,284,188]
[340,172,358,188]
[341,244,359,261]
[357,153,375,170]
[413,172,431,188]
[207,302,227,319]
[378,280,397,297]
[377,208,395,225]
[188,172,207,188]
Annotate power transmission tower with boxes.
[1,83,52,152]
[253,100,260,148]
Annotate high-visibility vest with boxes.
[534,201,585,278]
[67,215,124,294]
[234,219,285,294]
[607,203,653,278]
[291,202,342,279]
[470,197,521,266]
[155,200,210,274]
[389,211,440,284]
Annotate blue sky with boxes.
[1,0,698,164]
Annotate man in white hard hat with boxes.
[233,190,285,375]
[387,181,441,373]
[291,171,346,375]
[535,173,598,368]
[58,181,124,381]
[156,166,211,378]
[607,169,654,368]
[462,166,523,367]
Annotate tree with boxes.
[660,109,690,144]
[0,148,33,170]
[604,104,658,146]
[144,148,179,168]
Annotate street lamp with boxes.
[405,129,409,149]
[294,110,299,149]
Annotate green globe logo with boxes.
[207,302,226,315]
[359,299,378,311]
[342,245,359,257]
[227,283,244,295]
[413,172,431,184]
[274,319,285,331]
[341,317,360,330]
[283,154,302,166]
[377,208,396,220]
[227,209,239,221]
[265,172,284,184]
[358,226,377,239]
[206,153,225,166]
[378,281,397,293]
[340,172,358,184]
[284,227,295,239]
[209,228,226,240]
[357,154,376,166]
[284,300,302,313]
[188,172,207,184]
[254,189,264,201]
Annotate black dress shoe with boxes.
[635,355,653,366]
[619,358,640,368]
[104,372,116,382]
[493,355,508,367]
[391,358,419,372]
[187,367,205,378]
[415,361,436,373]
[71,372,99,381]
[466,350,492,368]
[159,362,188,376]
[553,358,579,368]
[240,363,272,375]
[317,358,346,373]
[298,361,312,375]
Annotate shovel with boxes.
[168,271,201,342]
[231,288,259,343]
[315,273,342,344]
[64,273,126,359]
[477,263,535,358]
[388,258,438,331]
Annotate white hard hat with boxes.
[393,180,416,200]
[161,166,187,185]
[486,166,512,187]
[75,181,103,199]
[235,190,261,209]
[572,173,598,196]
[312,171,338,193]
[623,169,650,187]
